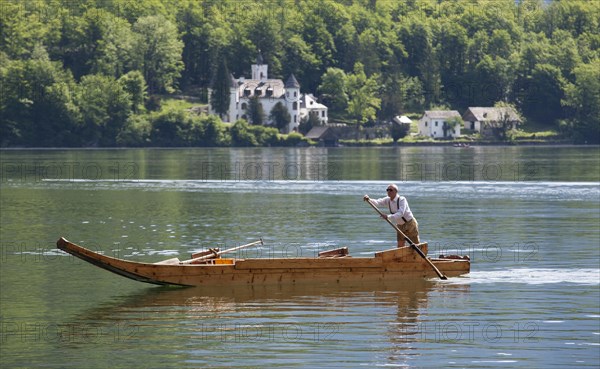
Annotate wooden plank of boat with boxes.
[56,237,470,287]
[318,247,349,258]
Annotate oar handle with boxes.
[365,198,447,280]
[180,238,264,264]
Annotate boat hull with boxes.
[56,237,470,287]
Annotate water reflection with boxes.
[60,281,470,367]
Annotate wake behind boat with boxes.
[56,237,470,287]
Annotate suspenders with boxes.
[389,197,409,223]
[388,198,399,214]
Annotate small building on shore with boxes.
[418,111,462,139]
[462,107,522,137]
[393,115,413,126]
[305,126,340,146]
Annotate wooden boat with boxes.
[56,237,470,287]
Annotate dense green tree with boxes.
[177,2,214,88]
[318,67,348,115]
[131,15,184,93]
[246,96,265,125]
[543,0,600,38]
[563,60,600,143]
[0,46,79,146]
[300,112,322,135]
[116,115,151,147]
[467,30,490,67]
[249,125,280,146]
[57,8,113,80]
[75,74,132,146]
[379,73,405,121]
[0,2,48,58]
[196,115,229,146]
[230,119,258,146]
[346,63,381,135]
[297,9,335,91]
[356,28,385,77]
[390,121,409,143]
[269,102,291,133]
[210,58,231,120]
[397,21,440,107]
[149,109,191,147]
[548,30,582,81]
[488,29,514,60]
[437,22,469,106]
[281,35,321,93]
[522,63,567,125]
[246,18,283,78]
[378,73,424,119]
[118,70,147,113]
[472,55,513,107]
[91,14,136,77]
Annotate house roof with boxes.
[301,94,327,110]
[305,126,341,140]
[463,107,521,122]
[393,115,412,124]
[305,126,329,139]
[423,110,461,119]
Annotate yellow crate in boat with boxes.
[214,258,234,265]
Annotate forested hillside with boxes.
[1,0,599,146]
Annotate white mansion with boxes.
[208,53,328,133]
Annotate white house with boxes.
[300,94,328,124]
[208,52,328,133]
[462,107,521,136]
[418,110,462,138]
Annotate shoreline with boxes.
[339,140,580,147]
[1,142,598,150]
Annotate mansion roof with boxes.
[235,79,286,99]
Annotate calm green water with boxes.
[1,146,599,368]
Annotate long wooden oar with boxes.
[180,238,264,264]
[366,199,447,280]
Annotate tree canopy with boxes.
[1,0,599,146]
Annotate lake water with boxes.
[1,146,599,368]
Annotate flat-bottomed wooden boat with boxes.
[56,237,470,287]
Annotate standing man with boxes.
[364,184,420,247]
